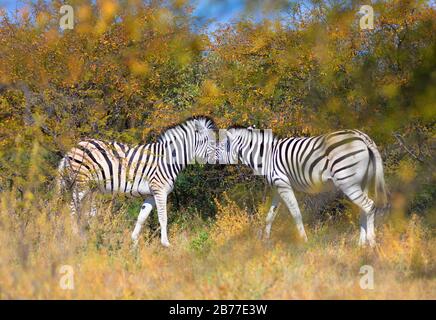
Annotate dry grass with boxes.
[0,192,435,300]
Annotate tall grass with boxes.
[0,191,434,299]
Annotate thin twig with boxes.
[393,132,424,163]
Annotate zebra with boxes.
[218,127,388,246]
[57,116,217,247]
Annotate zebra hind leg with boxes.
[359,210,368,246]
[70,187,84,234]
[70,187,91,235]
[358,186,371,246]
[87,191,99,218]
[341,185,376,247]
[131,196,155,246]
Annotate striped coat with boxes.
[219,128,388,246]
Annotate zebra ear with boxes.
[194,119,205,132]
[226,130,235,141]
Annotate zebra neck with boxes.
[158,124,197,167]
[160,139,196,168]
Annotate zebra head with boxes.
[218,128,243,165]
[158,116,217,165]
[218,126,269,167]
[192,117,217,164]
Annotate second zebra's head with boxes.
[218,125,271,166]
[218,127,248,165]
[192,116,217,164]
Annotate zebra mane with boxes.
[227,124,260,133]
[225,125,281,143]
[227,124,258,132]
[228,124,249,130]
[157,116,216,142]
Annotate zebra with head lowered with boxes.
[58,116,217,247]
[218,127,388,246]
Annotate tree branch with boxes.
[393,132,424,163]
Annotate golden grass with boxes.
[0,192,435,299]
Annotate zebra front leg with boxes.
[277,186,308,242]
[131,196,155,245]
[264,191,281,239]
[154,192,171,247]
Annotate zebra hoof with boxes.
[358,238,377,248]
[131,238,139,247]
[263,238,273,248]
[256,228,263,240]
[300,234,308,243]
[368,239,377,248]
[161,240,171,247]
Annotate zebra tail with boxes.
[364,138,389,214]
[56,157,70,196]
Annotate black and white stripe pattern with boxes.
[58,116,216,247]
[218,128,388,246]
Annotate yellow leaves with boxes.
[381,83,399,99]
[36,11,49,29]
[327,97,342,112]
[198,80,223,107]
[101,0,119,20]
[150,7,174,35]
[77,4,92,21]
[76,4,93,34]
[142,101,182,138]
[313,32,329,65]
[95,0,119,34]
[18,5,30,22]
[397,159,417,184]
[127,59,149,76]
[172,0,188,10]
[44,28,60,47]
[250,35,268,54]
[169,35,199,66]
[125,14,145,42]
[264,75,280,96]
[67,55,84,84]
[95,21,107,35]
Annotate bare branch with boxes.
[393,132,425,163]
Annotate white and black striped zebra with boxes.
[218,127,388,246]
[58,116,217,247]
